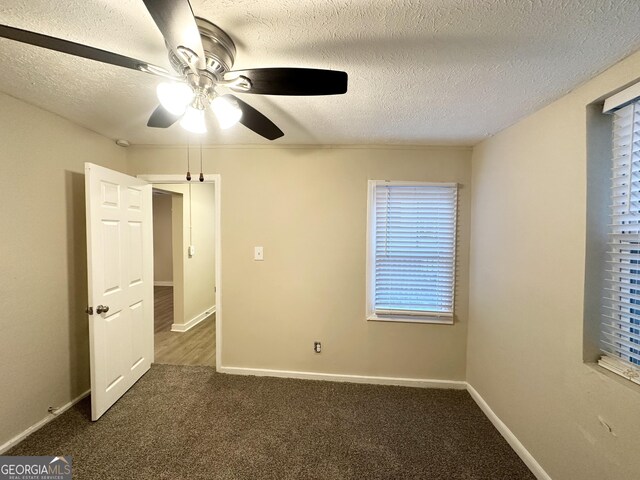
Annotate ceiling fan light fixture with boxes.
[156,82,194,115]
[0,7,348,141]
[180,106,207,134]
[212,96,242,129]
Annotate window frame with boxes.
[598,96,640,385]
[365,180,457,325]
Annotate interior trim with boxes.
[218,365,467,389]
[0,389,90,454]
[466,384,552,480]
[171,305,216,332]
[1,373,550,480]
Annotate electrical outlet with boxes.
[314,341,321,353]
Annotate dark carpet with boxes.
[8,365,534,479]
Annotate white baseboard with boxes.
[154,281,173,287]
[466,384,551,480]
[0,389,90,455]
[219,367,545,478]
[0,369,545,480]
[218,366,467,390]
[171,305,215,332]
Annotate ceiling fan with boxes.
[0,0,348,140]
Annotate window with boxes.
[366,181,458,324]
[600,96,640,385]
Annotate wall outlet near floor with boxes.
[314,341,322,353]
[254,246,264,261]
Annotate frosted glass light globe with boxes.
[212,96,242,129]
[156,82,194,115]
[179,107,207,134]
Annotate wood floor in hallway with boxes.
[153,285,215,367]
[154,286,174,333]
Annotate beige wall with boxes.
[152,193,173,283]
[128,146,471,379]
[154,183,216,326]
[0,93,126,448]
[187,183,216,320]
[468,51,640,479]
[170,191,184,326]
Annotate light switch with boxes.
[254,246,264,261]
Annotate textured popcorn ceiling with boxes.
[0,0,639,145]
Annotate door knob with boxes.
[96,305,110,314]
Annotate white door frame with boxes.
[139,174,222,370]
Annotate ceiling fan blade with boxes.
[227,68,348,96]
[142,0,205,70]
[0,24,170,77]
[147,105,182,128]
[225,95,284,140]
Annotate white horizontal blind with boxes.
[600,100,640,384]
[603,80,640,113]
[373,183,457,317]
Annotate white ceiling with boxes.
[0,0,639,146]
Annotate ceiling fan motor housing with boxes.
[168,17,236,77]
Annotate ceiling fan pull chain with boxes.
[186,144,191,181]
[199,144,204,182]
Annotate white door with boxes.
[85,163,154,420]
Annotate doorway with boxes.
[85,165,222,418]
[150,181,218,367]
[152,190,175,333]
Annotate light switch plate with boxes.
[254,246,264,261]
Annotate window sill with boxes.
[585,362,640,395]
[367,314,454,325]
[597,356,640,387]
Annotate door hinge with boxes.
[85,307,93,315]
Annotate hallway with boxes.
[153,286,215,367]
